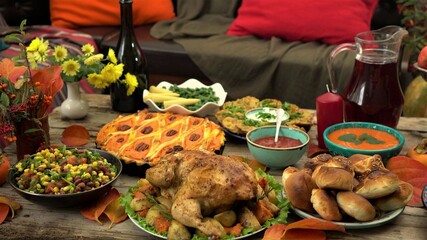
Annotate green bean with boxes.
[168,85,220,111]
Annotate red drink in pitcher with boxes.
[327,26,407,129]
[342,53,404,128]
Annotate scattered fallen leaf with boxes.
[263,223,287,240]
[307,144,329,158]
[0,203,9,224]
[284,218,345,235]
[103,197,128,229]
[386,155,427,170]
[386,156,427,207]
[283,229,326,240]
[263,219,345,240]
[31,66,64,97]
[61,125,90,146]
[0,58,27,83]
[0,196,21,224]
[80,188,127,227]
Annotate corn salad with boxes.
[13,147,117,194]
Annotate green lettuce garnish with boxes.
[120,169,290,239]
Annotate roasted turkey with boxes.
[145,150,259,238]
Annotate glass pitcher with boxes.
[327,25,408,128]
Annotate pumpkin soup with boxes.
[328,127,399,150]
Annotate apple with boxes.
[417,46,427,69]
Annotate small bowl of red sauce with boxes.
[246,126,310,169]
[323,122,405,162]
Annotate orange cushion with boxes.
[50,0,175,28]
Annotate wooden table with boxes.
[1,94,426,240]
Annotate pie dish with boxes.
[143,78,227,117]
[96,110,225,167]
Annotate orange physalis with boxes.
[80,188,127,228]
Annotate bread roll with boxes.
[282,166,300,188]
[349,154,384,175]
[310,189,342,221]
[304,153,332,170]
[354,168,400,199]
[336,191,376,222]
[323,156,352,171]
[312,165,354,191]
[373,181,414,211]
[284,171,317,213]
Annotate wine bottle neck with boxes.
[120,1,134,29]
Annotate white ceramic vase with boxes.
[60,81,89,119]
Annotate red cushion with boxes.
[227,0,379,45]
[50,0,175,29]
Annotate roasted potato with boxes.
[146,205,163,226]
[194,217,226,238]
[214,210,237,227]
[130,197,153,212]
[167,220,191,240]
[238,207,262,230]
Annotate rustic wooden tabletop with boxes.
[1,94,426,240]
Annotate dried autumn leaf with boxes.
[263,223,287,240]
[307,143,329,158]
[80,188,120,224]
[386,156,427,170]
[103,197,128,229]
[0,196,21,212]
[386,156,427,207]
[0,203,9,224]
[61,125,90,146]
[0,196,21,224]
[283,229,326,240]
[31,66,64,97]
[263,219,344,240]
[281,219,344,240]
[406,178,427,207]
[0,58,27,83]
[285,218,345,232]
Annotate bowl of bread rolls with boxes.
[282,153,413,229]
[323,122,405,163]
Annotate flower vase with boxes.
[61,82,89,119]
[14,115,50,161]
[110,82,146,113]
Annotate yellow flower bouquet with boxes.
[26,34,138,96]
[0,20,139,155]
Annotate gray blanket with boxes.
[150,0,355,109]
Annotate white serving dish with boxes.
[143,78,227,117]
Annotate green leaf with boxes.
[359,133,385,145]
[338,133,361,145]
[0,92,10,107]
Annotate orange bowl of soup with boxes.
[323,122,405,162]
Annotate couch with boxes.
[0,0,403,109]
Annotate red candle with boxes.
[316,92,343,148]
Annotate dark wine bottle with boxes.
[110,0,148,113]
